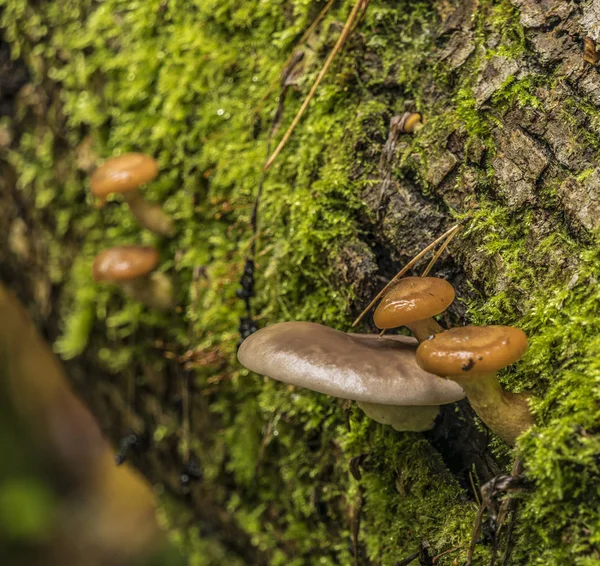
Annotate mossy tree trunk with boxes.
[2,0,600,564]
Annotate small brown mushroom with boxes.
[90,153,175,237]
[416,325,533,445]
[92,245,173,311]
[373,276,455,341]
[398,112,423,134]
[237,321,465,431]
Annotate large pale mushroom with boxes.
[416,325,533,444]
[90,153,175,237]
[237,321,465,432]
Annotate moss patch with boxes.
[3,0,600,564]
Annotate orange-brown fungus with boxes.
[403,112,423,133]
[416,325,528,379]
[90,153,159,199]
[92,246,160,282]
[373,277,455,330]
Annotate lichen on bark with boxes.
[1,0,600,564]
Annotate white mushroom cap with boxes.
[237,322,465,406]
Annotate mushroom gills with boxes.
[356,401,439,432]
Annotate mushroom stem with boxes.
[119,273,174,312]
[406,318,444,342]
[356,401,439,432]
[455,373,534,445]
[123,192,175,237]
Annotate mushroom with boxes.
[92,245,173,311]
[373,276,455,342]
[398,112,423,134]
[90,153,175,237]
[237,321,465,432]
[416,325,533,445]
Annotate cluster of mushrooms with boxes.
[89,153,175,311]
[87,151,533,446]
[238,275,534,445]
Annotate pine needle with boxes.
[264,0,370,170]
[421,224,461,277]
[351,224,460,328]
[255,0,338,115]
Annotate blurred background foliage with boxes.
[0,285,186,566]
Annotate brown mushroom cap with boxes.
[237,321,465,406]
[403,112,422,133]
[90,153,159,198]
[373,277,455,329]
[416,325,528,379]
[92,246,160,282]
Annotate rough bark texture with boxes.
[2,0,600,564]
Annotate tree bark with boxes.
[2,1,600,564]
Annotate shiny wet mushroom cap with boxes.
[90,153,174,237]
[237,321,464,406]
[374,277,455,329]
[92,246,160,282]
[373,276,455,342]
[92,246,173,312]
[416,325,532,445]
[90,153,159,199]
[416,326,528,379]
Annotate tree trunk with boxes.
[2,0,600,564]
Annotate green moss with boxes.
[488,0,526,59]
[455,86,492,141]
[459,197,600,564]
[0,478,56,542]
[3,0,600,564]
[492,75,544,111]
